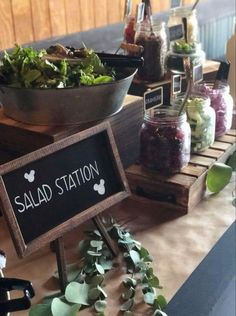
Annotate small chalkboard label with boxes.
[0,122,130,257]
[172,75,182,94]
[193,64,203,83]
[171,0,182,8]
[169,24,184,41]
[144,87,163,111]
[136,2,145,23]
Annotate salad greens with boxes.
[0,45,115,88]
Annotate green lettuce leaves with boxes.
[0,45,115,88]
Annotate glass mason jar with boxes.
[140,108,191,174]
[135,21,167,82]
[166,41,205,74]
[193,82,233,138]
[172,94,215,152]
[124,15,136,44]
[168,7,199,43]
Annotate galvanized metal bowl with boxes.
[0,67,137,126]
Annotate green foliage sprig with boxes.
[105,217,167,316]
[29,217,167,316]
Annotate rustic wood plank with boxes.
[126,164,196,187]
[94,0,108,27]
[127,174,190,208]
[107,0,121,24]
[152,0,170,13]
[119,0,125,19]
[217,143,236,164]
[194,148,225,159]
[48,0,67,36]
[226,129,236,136]
[210,141,232,151]
[188,172,206,210]
[11,0,34,45]
[79,0,95,30]
[216,134,236,144]
[0,0,15,50]
[31,0,51,41]
[64,0,82,33]
[53,237,67,293]
[180,165,207,177]
[189,156,216,168]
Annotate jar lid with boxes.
[194,81,230,93]
[171,93,211,109]
[171,7,197,18]
[144,107,187,123]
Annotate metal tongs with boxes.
[44,44,144,68]
[96,53,144,68]
[0,278,35,314]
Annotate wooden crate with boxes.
[129,60,220,101]
[126,130,236,214]
[0,95,143,168]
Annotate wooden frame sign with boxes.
[0,122,130,258]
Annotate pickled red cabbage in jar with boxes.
[140,108,191,174]
[193,82,233,138]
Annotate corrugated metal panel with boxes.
[200,15,235,60]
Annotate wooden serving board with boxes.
[126,130,236,214]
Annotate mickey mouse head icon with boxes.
[24,170,35,183]
[93,179,105,195]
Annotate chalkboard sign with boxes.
[193,64,203,83]
[169,24,184,41]
[172,75,182,94]
[0,122,130,257]
[144,87,163,111]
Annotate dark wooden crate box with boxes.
[126,130,236,214]
[129,60,220,102]
[0,95,143,168]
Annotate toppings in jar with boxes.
[185,96,216,152]
[140,110,191,174]
[173,39,197,54]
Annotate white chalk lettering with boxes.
[14,196,25,213]
[55,178,64,195]
[14,184,53,213]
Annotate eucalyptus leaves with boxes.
[29,217,167,316]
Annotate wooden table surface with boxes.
[0,173,235,315]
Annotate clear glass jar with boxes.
[168,7,199,43]
[124,15,136,44]
[134,21,167,82]
[140,108,191,174]
[193,82,233,138]
[172,94,215,152]
[166,41,205,74]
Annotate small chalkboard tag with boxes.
[169,24,184,41]
[136,2,145,23]
[172,75,182,94]
[171,0,182,8]
[193,64,203,83]
[144,87,163,111]
[0,122,130,258]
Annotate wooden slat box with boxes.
[129,60,220,102]
[126,130,236,214]
[0,95,143,168]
